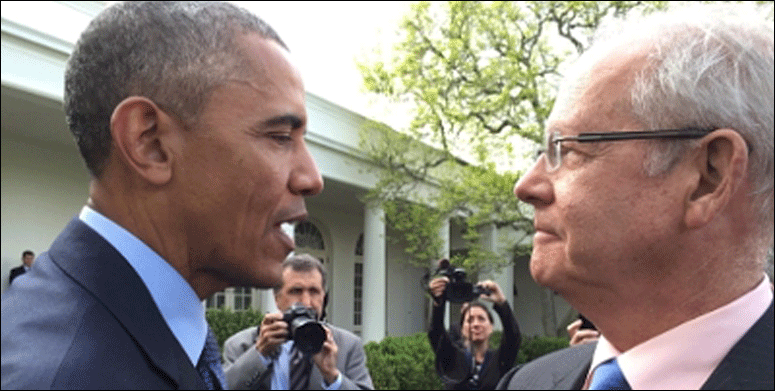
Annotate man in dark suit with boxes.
[8,250,34,285]
[506,3,773,390]
[1,2,323,389]
[223,254,374,390]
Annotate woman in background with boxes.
[428,277,521,390]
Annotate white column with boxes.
[480,223,514,331]
[437,218,452,329]
[362,202,386,343]
[261,289,279,314]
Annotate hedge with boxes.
[364,333,443,390]
[206,307,264,350]
[364,331,570,390]
[208,308,569,389]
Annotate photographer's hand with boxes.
[312,326,340,385]
[477,280,506,305]
[567,319,600,346]
[256,312,288,357]
[429,277,449,306]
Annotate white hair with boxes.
[590,3,774,245]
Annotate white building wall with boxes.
[1,135,90,293]
[385,237,427,336]
[305,203,363,330]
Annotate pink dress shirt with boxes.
[586,276,773,390]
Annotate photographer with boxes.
[222,254,373,390]
[428,269,521,390]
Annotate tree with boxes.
[358,1,670,276]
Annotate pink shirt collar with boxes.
[588,276,773,390]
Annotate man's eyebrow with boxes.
[262,114,304,130]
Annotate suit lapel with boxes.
[500,341,594,389]
[49,218,205,389]
[551,344,593,390]
[701,301,774,390]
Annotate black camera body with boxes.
[437,260,491,303]
[283,303,326,355]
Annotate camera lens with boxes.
[291,318,326,354]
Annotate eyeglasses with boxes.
[536,128,715,172]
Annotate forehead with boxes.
[233,33,304,98]
[548,43,649,135]
[465,306,489,319]
[282,268,323,288]
[197,33,306,127]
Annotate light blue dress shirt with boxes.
[79,206,207,367]
[259,340,343,390]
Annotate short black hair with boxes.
[21,250,34,258]
[64,1,287,177]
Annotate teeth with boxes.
[280,222,296,243]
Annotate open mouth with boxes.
[276,222,296,251]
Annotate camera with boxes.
[578,314,596,331]
[436,259,491,303]
[282,303,326,354]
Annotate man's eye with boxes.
[270,133,292,143]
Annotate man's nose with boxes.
[292,141,324,197]
[514,159,554,207]
[299,292,313,307]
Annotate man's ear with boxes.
[684,129,749,229]
[110,97,178,185]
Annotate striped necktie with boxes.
[289,344,312,390]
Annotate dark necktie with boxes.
[197,327,228,390]
[589,358,630,390]
[289,344,312,390]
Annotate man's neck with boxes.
[590,274,763,352]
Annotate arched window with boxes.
[295,221,325,250]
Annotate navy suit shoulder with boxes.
[701,301,773,390]
[8,265,26,285]
[1,218,204,390]
[498,301,774,390]
[497,342,593,390]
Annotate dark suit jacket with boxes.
[8,265,26,285]
[1,218,207,389]
[222,324,374,390]
[497,302,774,390]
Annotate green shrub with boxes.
[517,335,570,364]
[364,333,443,390]
[489,330,503,350]
[207,308,569,388]
[206,307,264,350]
[365,331,569,390]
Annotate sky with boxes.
[1,0,536,170]
[236,1,415,128]
[1,1,415,129]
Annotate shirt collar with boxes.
[79,205,207,366]
[590,276,773,389]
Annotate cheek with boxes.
[234,165,285,233]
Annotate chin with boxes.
[529,254,567,288]
[255,268,283,289]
